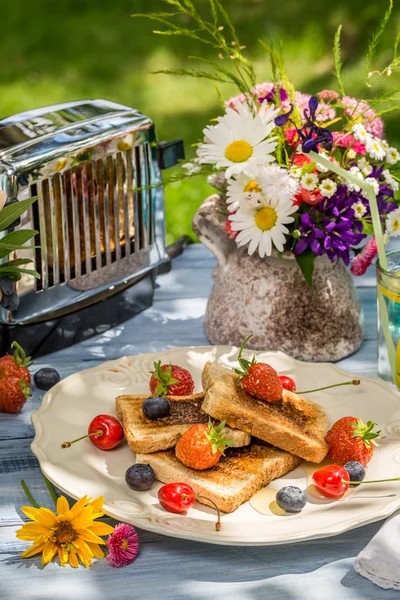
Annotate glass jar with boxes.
[377,250,400,387]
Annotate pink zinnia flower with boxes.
[285,128,298,145]
[350,238,378,276]
[106,523,139,567]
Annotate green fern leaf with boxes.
[333,25,345,97]
[367,0,393,69]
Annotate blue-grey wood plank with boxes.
[0,243,392,600]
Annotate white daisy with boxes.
[319,178,337,198]
[226,169,265,211]
[386,208,400,237]
[346,166,364,192]
[291,166,303,179]
[386,147,400,165]
[365,176,380,195]
[352,123,370,144]
[383,168,400,192]
[366,137,386,161]
[197,101,279,179]
[347,148,357,160]
[259,165,299,204]
[381,140,390,152]
[229,199,298,258]
[357,157,373,176]
[352,201,367,218]
[301,172,318,191]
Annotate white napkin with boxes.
[355,510,400,589]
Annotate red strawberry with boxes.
[149,361,194,396]
[0,342,32,383]
[0,343,32,414]
[325,416,381,467]
[235,336,283,402]
[0,376,31,414]
[175,419,234,470]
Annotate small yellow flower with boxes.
[16,495,114,568]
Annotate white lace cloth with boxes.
[354,510,400,589]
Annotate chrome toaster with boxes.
[0,99,184,354]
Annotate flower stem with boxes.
[61,429,103,449]
[297,380,360,394]
[42,473,58,508]
[20,480,40,508]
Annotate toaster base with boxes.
[0,270,157,358]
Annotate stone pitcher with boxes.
[192,194,364,361]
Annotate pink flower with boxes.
[285,128,298,145]
[340,96,384,139]
[224,219,238,240]
[317,90,340,102]
[332,132,366,155]
[106,523,139,567]
[350,238,378,276]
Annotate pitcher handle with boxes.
[192,194,236,268]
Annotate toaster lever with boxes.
[157,139,185,169]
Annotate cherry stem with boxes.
[342,477,400,485]
[296,380,360,395]
[195,494,222,531]
[61,429,103,449]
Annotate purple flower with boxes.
[297,96,333,153]
[106,523,139,567]
[294,185,366,264]
[258,86,288,104]
[275,104,294,126]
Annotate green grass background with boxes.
[2,0,400,244]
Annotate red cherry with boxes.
[312,464,350,498]
[279,375,296,392]
[158,482,195,513]
[87,414,124,450]
[61,414,124,450]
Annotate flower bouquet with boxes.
[137,1,400,365]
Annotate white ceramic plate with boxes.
[31,346,400,546]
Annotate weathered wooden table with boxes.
[0,245,397,600]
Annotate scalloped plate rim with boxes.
[30,346,400,546]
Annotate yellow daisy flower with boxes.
[16,495,114,568]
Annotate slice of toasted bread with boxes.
[137,442,300,513]
[201,362,328,463]
[116,393,251,454]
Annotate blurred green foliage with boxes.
[2,0,399,244]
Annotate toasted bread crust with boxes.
[116,393,251,454]
[201,362,328,463]
[137,443,301,513]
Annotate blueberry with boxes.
[344,461,366,485]
[0,277,15,296]
[142,396,170,419]
[125,463,155,491]
[0,291,19,311]
[276,486,307,513]
[34,367,61,390]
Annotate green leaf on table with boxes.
[295,250,316,290]
[0,197,37,231]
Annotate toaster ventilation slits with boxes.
[29,142,153,290]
